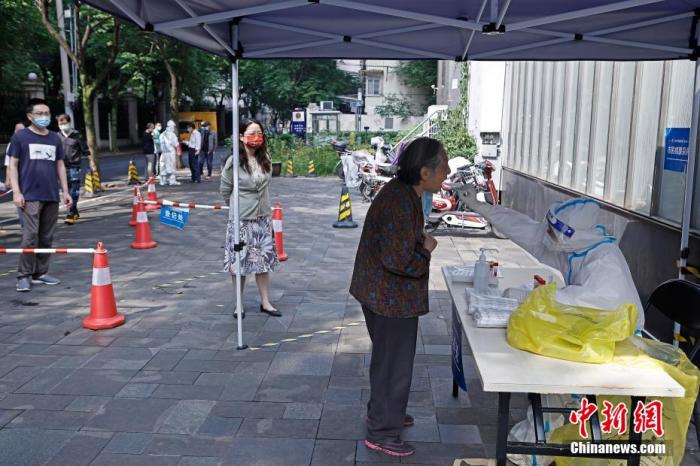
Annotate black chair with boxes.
[644,279,700,447]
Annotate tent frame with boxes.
[102,0,700,353]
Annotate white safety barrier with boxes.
[0,248,96,254]
[143,199,229,210]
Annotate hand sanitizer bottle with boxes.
[473,249,491,293]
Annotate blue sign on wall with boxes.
[664,127,690,173]
[160,206,189,230]
[291,108,306,138]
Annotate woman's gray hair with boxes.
[396,137,445,185]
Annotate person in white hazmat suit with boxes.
[462,191,644,466]
[159,120,180,186]
[463,191,644,328]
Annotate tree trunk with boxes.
[109,103,119,152]
[80,72,99,173]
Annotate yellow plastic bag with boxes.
[550,337,700,466]
[506,283,637,363]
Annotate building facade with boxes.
[305,60,431,135]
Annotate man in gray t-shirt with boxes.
[8,100,72,292]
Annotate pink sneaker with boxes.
[364,439,415,457]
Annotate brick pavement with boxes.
[0,173,698,466]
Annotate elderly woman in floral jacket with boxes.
[350,137,449,458]
[220,119,280,318]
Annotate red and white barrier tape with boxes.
[0,248,96,254]
[0,189,12,198]
[143,199,228,210]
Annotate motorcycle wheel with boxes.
[360,182,373,202]
[336,163,344,180]
[424,221,440,234]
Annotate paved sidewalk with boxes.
[0,175,697,465]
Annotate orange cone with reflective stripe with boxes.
[272,202,288,261]
[128,187,139,227]
[131,195,157,249]
[145,177,160,211]
[83,242,125,330]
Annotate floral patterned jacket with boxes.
[350,178,431,318]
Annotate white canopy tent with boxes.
[83,0,700,348]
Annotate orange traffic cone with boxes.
[83,242,125,330]
[145,177,160,211]
[131,195,157,249]
[128,187,139,227]
[272,202,288,261]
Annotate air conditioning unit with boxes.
[320,101,334,110]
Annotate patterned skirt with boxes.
[224,216,280,275]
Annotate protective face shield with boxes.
[166,120,176,133]
[542,199,610,253]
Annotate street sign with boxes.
[664,127,690,173]
[160,206,189,230]
[291,108,306,138]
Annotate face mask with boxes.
[59,124,71,132]
[155,127,161,132]
[33,116,51,128]
[243,134,263,148]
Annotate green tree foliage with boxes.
[239,60,357,123]
[374,94,414,119]
[396,60,438,89]
[0,0,55,92]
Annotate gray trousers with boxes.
[363,305,418,443]
[18,201,59,279]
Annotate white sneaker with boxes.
[170,181,181,186]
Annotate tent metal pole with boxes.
[322,0,481,31]
[462,0,490,59]
[247,39,342,57]
[154,0,309,31]
[172,0,236,55]
[677,56,700,346]
[590,12,694,36]
[471,38,569,59]
[495,0,511,29]
[106,0,146,28]
[230,21,246,350]
[508,0,662,32]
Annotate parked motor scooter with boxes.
[333,137,397,181]
[425,159,506,238]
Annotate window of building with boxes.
[366,77,382,96]
[384,117,394,130]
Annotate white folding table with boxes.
[442,266,684,466]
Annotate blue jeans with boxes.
[67,167,81,215]
[199,152,213,177]
[421,192,433,221]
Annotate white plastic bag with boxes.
[508,395,581,466]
